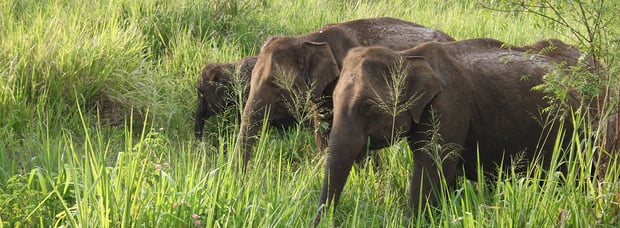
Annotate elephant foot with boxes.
[310,205,325,228]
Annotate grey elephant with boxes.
[235,17,455,167]
[195,56,257,139]
[312,38,585,225]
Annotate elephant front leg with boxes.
[408,152,461,216]
[407,105,467,214]
[233,108,264,170]
[312,114,330,158]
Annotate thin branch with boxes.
[577,0,593,43]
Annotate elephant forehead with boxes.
[334,72,362,96]
[256,51,303,76]
[339,64,366,88]
[341,47,399,83]
[260,36,302,55]
[344,72,356,84]
[335,73,380,103]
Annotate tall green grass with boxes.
[1,0,618,227]
[3,106,616,226]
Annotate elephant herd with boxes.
[193,17,617,225]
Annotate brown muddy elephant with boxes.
[195,56,257,139]
[235,17,455,167]
[312,38,583,225]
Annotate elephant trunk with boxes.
[194,99,214,139]
[313,119,365,226]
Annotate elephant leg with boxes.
[408,149,460,215]
[234,107,265,170]
[312,114,329,156]
[407,106,467,215]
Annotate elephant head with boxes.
[195,56,256,139]
[234,37,341,166]
[312,47,443,225]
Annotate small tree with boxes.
[479,0,619,152]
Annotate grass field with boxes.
[1,0,619,227]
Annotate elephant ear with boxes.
[403,56,442,123]
[303,41,340,101]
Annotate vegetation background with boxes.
[0,0,618,227]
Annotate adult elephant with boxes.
[312,38,582,225]
[235,17,455,167]
[195,56,258,139]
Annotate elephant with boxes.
[195,56,257,139]
[234,17,455,167]
[312,38,584,225]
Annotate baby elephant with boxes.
[312,38,584,225]
[195,56,257,139]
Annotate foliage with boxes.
[0,173,65,227]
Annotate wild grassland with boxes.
[0,0,618,227]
